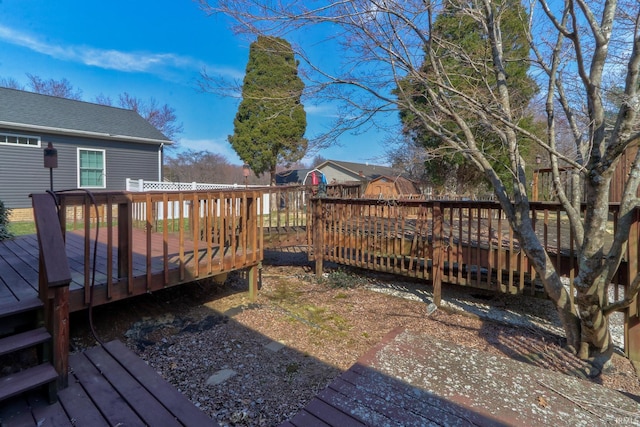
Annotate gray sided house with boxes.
[316,160,404,184]
[0,88,171,211]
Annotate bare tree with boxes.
[164,149,270,185]
[96,92,184,143]
[26,73,82,100]
[199,0,640,371]
[0,77,23,90]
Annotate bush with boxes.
[0,200,13,241]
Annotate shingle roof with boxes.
[0,87,171,144]
[319,160,405,180]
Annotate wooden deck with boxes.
[0,228,260,313]
[0,340,217,426]
[283,328,640,426]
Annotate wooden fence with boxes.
[310,197,640,357]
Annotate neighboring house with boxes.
[363,175,421,199]
[0,88,171,218]
[316,160,405,184]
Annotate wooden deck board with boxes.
[283,328,640,426]
[0,229,259,313]
[57,380,110,427]
[69,351,146,426]
[83,346,183,427]
[0,340,215,426]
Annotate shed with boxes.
[364,175,421,199]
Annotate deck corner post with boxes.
[432,202,443,307]
[314,198,324,276]
[248,264,259,301]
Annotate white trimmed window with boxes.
[77,148,106,188]
[0,132,41,147]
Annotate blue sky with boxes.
[0,0,394,166]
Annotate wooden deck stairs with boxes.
[0,297,57,403]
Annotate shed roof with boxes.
[317,160,404,180]
[0,87,171,144]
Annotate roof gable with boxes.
[0,87,171,144]
[318,160,404,180]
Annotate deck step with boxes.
[0,327,51,356]
[0,363,58,402]
[0,297,43,319]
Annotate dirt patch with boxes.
[69,248,640,426]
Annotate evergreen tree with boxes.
[229,36,307,185]
[397,0,537,194]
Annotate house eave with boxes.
[0,121,172,145]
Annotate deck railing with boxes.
[32,193,72,390]
[310,198,639,353]
[55,189,263,309]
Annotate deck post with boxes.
[626,207,640,361]
[117,199,132,284]
[314,198,324,276]
[248,264,258,301]
[32,193,72,392]
[432,202,443,307]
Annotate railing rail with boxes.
[310,197,638,353]
[56,189,263,307]
[32,193,72,390]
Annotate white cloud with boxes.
[0,24,242,79]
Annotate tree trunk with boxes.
[515,219,581,352]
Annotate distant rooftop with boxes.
[0,87,171,144]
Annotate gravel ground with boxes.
[69,248,640,426]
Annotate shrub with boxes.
[0,200,13,241]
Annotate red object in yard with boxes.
[311,171,319,185]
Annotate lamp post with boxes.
[242,163,250,189]
[43,142,58,192]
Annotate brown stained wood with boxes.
[54,374,109,427]
[285,411,330,427]
[0,327,50,356]
[231,196,237,268]
[488,207,494,290]
[52,286,69,389]
[31,194,71,288]
[68,351,144,426]
[432,203,442,307]
[117,201,133,293]
[106,197,113,299]
[163,193,170,285]
[84,346,182,427]
[28,393,74,427]
[497,209,505,292]
[146,193,153,289]
[0,239,39,294]
[206,194,213,274]
[0,364,58,402]
[83,199,91,304]
[193,193,201,279]
[103,340,216,426]
[298,397,365,427]
[179,193,185,281]
[457,206,463,285]
[509,225,515,293]
[0,248,38,301]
